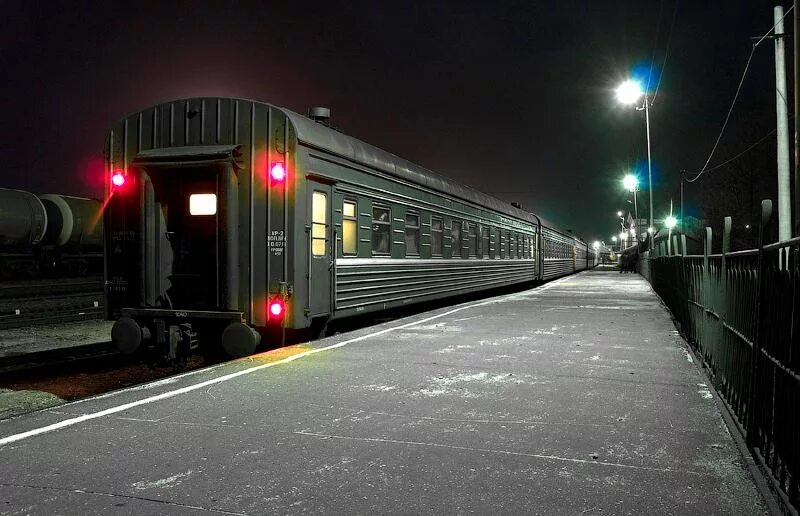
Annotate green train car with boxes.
[105,97,594,362]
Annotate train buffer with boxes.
[0,270,770,514]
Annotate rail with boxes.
[638,200,799,514]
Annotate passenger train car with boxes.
[105,97,594,361]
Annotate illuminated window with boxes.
[480,226,489,259]
[343,200,357,256]
[405,212,420,256]
[371,205,390,255]
[431,217,443,256]
[451,220,462,258]
[312,191,327,256]
[189,193,217,216]
[509,232,516,258]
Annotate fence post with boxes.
[722,217,731,320]
[747,200,773,447]
[703,227,712,351]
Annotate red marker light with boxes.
[270,162,286,182]
[269,300,285,317]
[111,172,126,188]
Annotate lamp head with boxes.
[623,174,639,192]
[616,79,644,105]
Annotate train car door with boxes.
[307,180,332,318]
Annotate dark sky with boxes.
[0,0,786,241]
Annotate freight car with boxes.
[0,188,103,278]
[105,97,595,362]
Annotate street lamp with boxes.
[616,79,654,233]
[665,214,678,255]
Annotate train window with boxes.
[509,232,516,258]
[517,234,522,258]
[405,212,420,256]
[371,205,391,255]
[431,217,443,256]
[189,193,217,216]
[342,200,357,256]
[480,226,489,258]
[451,220,462,258]
[468,223,477,257]
[522,236,528,258]
[500,231,505,258]
[312,191,327,256]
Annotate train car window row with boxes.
[343,197,536,260]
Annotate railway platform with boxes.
[0,271,769,514]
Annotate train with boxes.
[0,188,103,279]
[105,97,595,363]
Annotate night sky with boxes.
[0,1,787,241]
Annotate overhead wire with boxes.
[645,0,665,94]
[685,5,794,183]
[651,0,679,105]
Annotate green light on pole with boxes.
[665,215,677,229]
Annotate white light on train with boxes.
[189,193,217,216]
[270,162,286,181]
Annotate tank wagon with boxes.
[105,97,594,361]
[0,188,103,278]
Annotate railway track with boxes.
[0,278,104,329]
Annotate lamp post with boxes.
[616,79,654,233]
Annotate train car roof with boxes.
[280,107,549,227]
[280,107,583,241]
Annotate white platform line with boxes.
[0,276,570,446]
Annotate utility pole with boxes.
[774,5,792,256]
[795,0,799,238]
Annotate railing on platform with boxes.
[640,200,799,513]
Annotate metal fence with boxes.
[639,200,798,513]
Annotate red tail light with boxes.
[269,299,285,318]
[270,162,286,182]
[111,171,126,188]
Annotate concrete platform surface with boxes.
[0,271,767,515]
